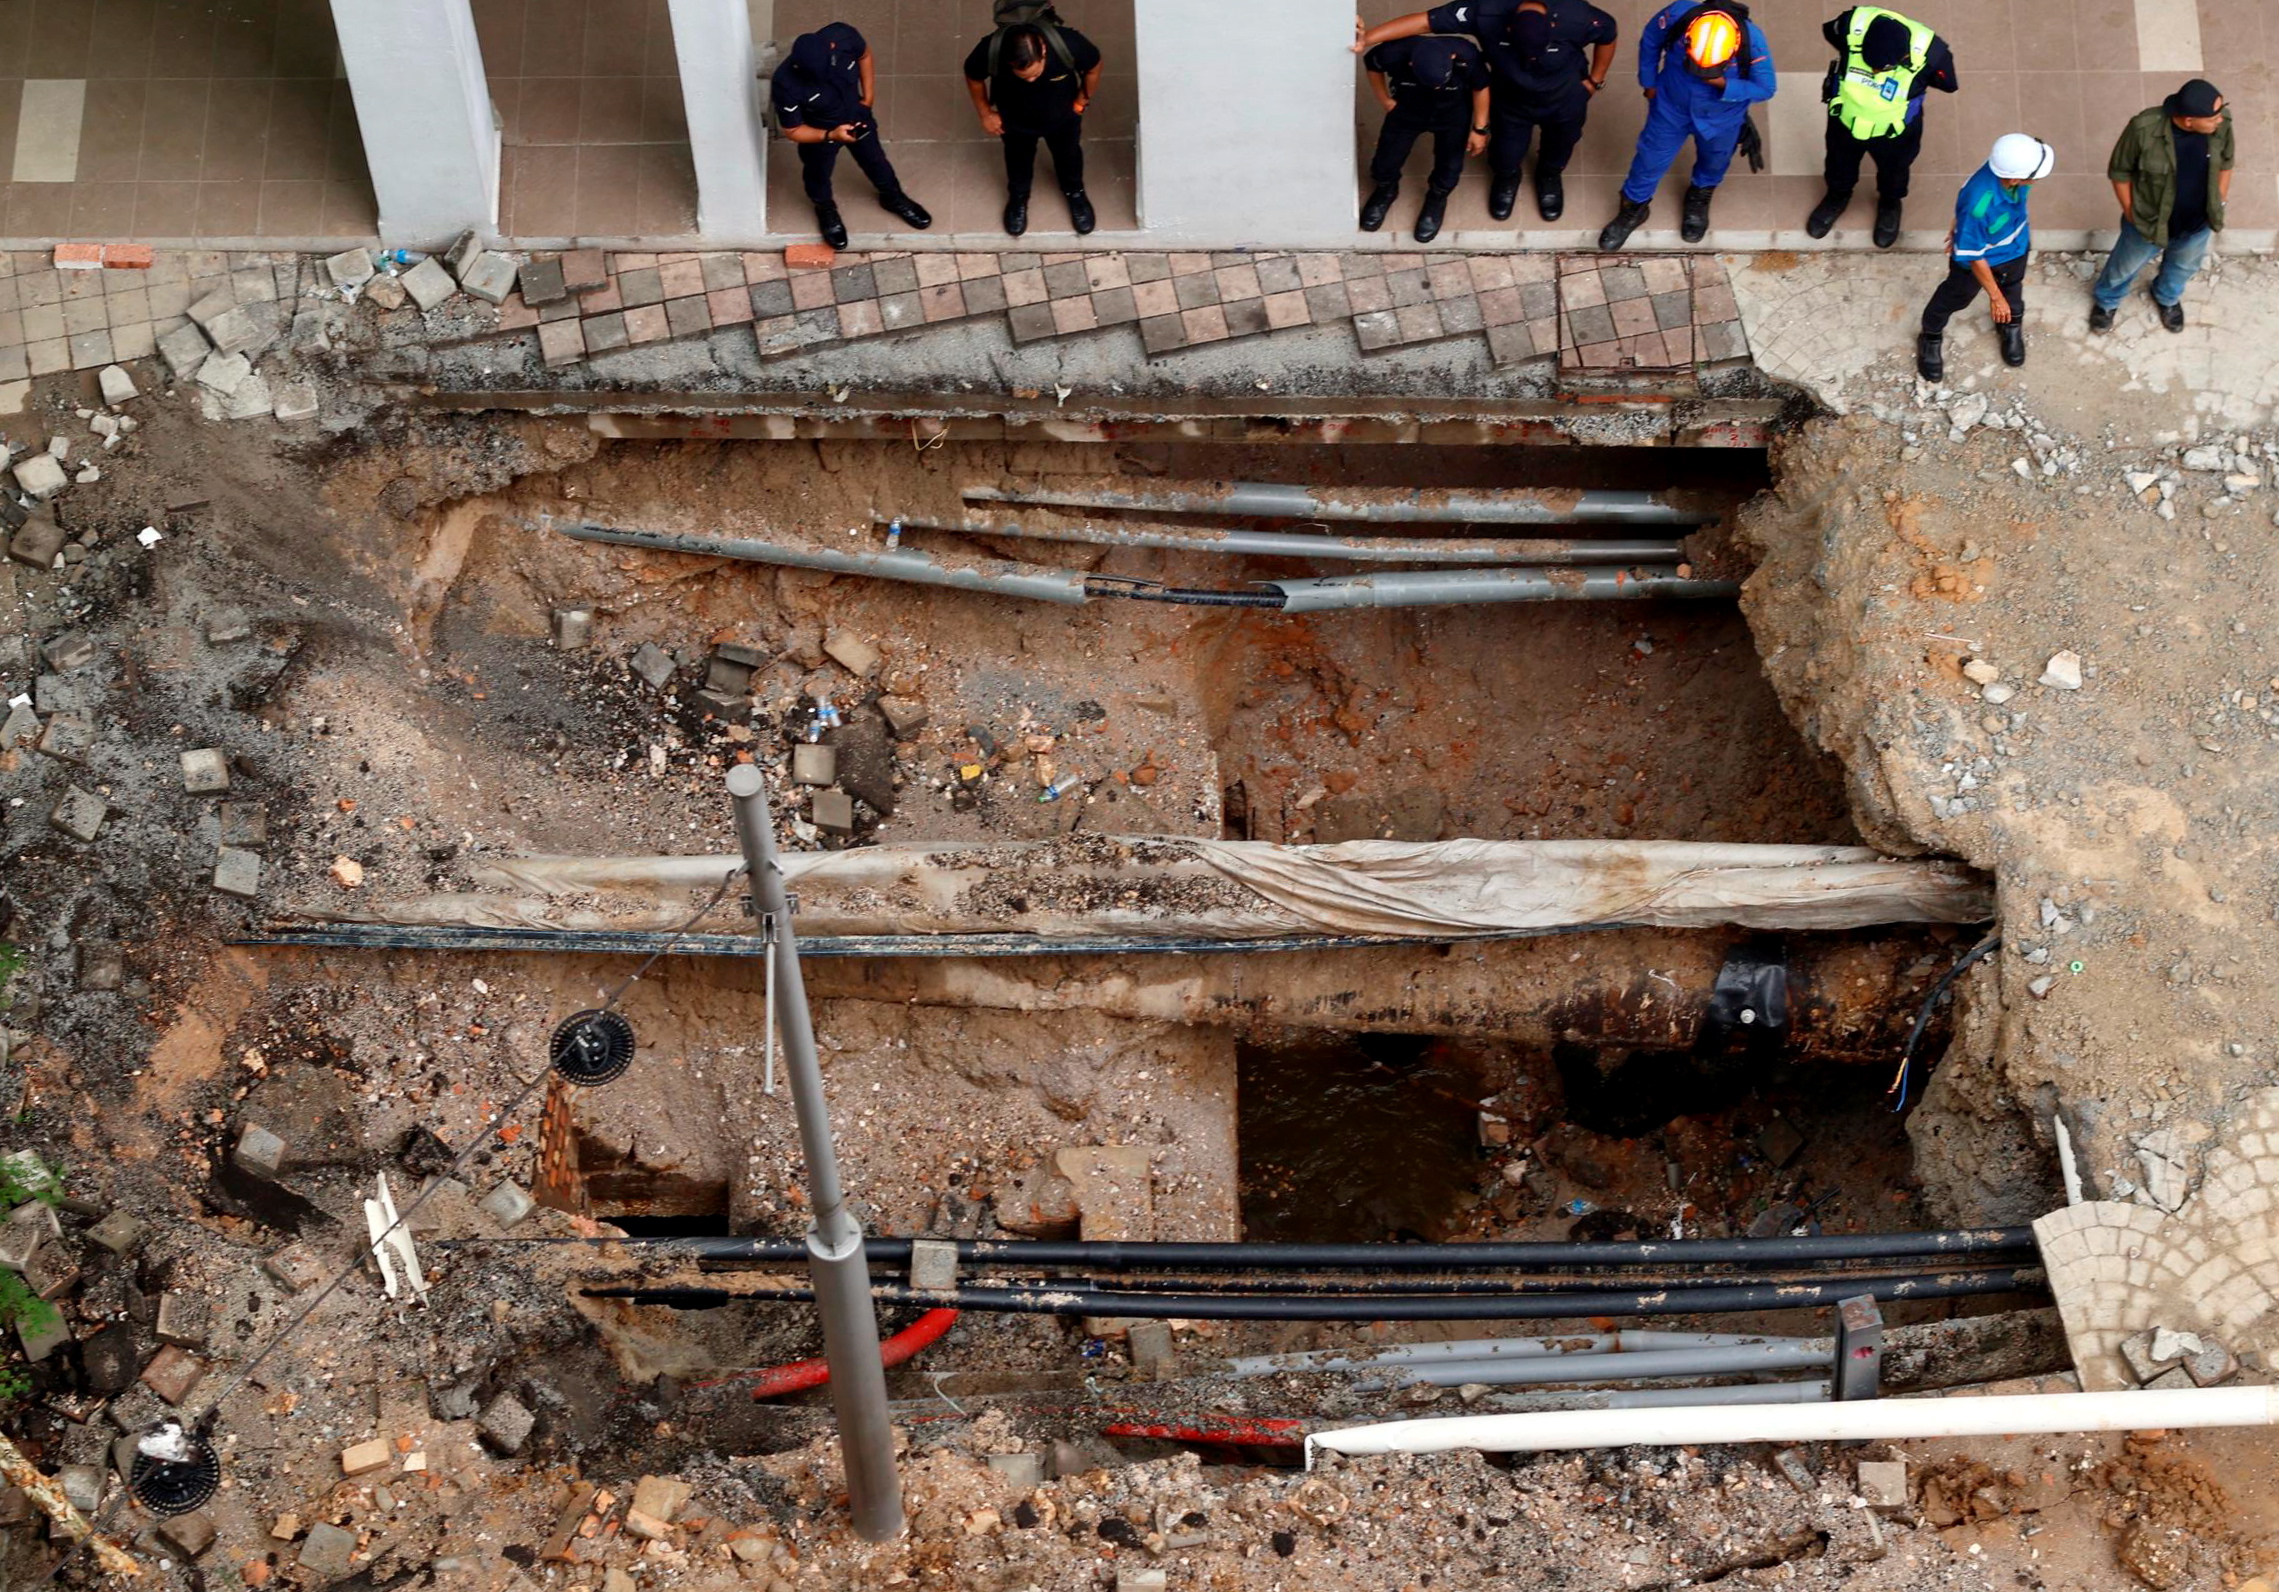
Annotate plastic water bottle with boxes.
[885,519,903,550]
[1038,772,1083,803]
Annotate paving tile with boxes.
[613,253,660,272]
[1651,289,1692,331]
[1393,302,1444,343]
[956,253,1002,281]
[1609,296,1656,338]
[1083,256,1131,292]
[1223,296,1269,338]
[1214,264,1262,302]
[583,312,630,354]
[1303,281,1351,321]
[1179,304,1230,344]
[1478,286,1523,327]
[1639,257,1690,295]
[1132,279,1179,320]
[1167,252,1212,277]
[1173,272,1220,310]
[878,291,924,330]
[920,282,967,322]
[563,249,611,291]
[790,272,836,311]
[662,296,711,338]
[0,346,27,381]
[1090,285,1138,326]
[499,295,541,331]
[1467,256,1517,292]
[1007,300,1059,344]
[1425,260,1472,300]
[962,276,1009,315]
[1439,294,1485,335]
[1561,270,1607,309]
[624,304,670,344]
[1138,314,1186,354]
[1520,281,1558,321]
[619,267,665,307]
[1298,254,1344,288]
[69,329,114,369]
[914,253,961,288]
[872,256,919,297]
[1124,253,1172,284]
[1002,268,1048,307]
[1567,302,1616,346]
[697,253,744,294]
[750,279,795,318]
[1254,257,1303,296]
[538,318,585,369]
[1260,288,1311,330]
[63,297,106,336]
[1049,295,1099,336]
[1345,276,1393,315]
[828,263,874,303]
[1387,268,1431,308]
[707,286,754,326]
[1602,264,1650,303]
[743,252,789,284]
[1487,320,1541,365]
[837,299,883,339]
[27,340,68,376]
[578,279,625,314]
[1702,320,1749,361]
[1001,252,1043,273]
[1042,261,1090,299]
[1352,309,1401,352]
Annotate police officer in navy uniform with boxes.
[1806,6,1957,247]
[1358,35,1491,242]
[770,22,933,249]
[964,20,1105,237]
[1358,0,1618,223]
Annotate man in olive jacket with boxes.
[2090,79,2231,333]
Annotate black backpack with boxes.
[987,0,1078,79]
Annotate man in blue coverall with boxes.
[1598,0,1774,251]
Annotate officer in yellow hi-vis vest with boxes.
[1806,6,1955,248]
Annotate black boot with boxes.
[1915,332,1944,382]
[1998,321,2025,367]
[1413,189,1450,244]
[1533,167,1564,222]
[882,191,932,229]
[1873,196,1903,249]
[1805,188,1849,238]
[1680,184,1714,243]
[1003,195,1029,237]
[1489,172,1521,222]
[1360,182,1399,232]
[815,202,848,250]
[1065,189,1096,236]
[1597,198,1650,252]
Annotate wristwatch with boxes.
[1473,124,1490,134]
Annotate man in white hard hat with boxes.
[1915,133,2051,382]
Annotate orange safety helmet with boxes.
[1683,11,1742,72]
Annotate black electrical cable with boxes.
[579,1266,2044,1322]
[1084,578,1285,608]
[1003,1265,2033,1299]
[1889,931,2002,1112]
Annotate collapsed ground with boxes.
[0,342,2273,1589]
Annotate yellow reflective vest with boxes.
[1831,7,1932,139]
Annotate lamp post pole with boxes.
[726,765,903,1541]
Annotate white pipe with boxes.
[1304,1385,2279,1466]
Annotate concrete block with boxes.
[49,786,106,842]
[155,1291,211,1350]
[714,640,771,668]
[879,695,929,738]
[58,1465,103,1512]
[35,714,93,762]
[87,1210,146,1254]
[186,288,234,329]
[1,701,37,750]
[478,1181,534,1228]
[181,747,231,793]
[34,674,86,714]
[1127,1320,1175,1381]
[824,629,880,677]
[630,1475,691,1524]
[705,656,756,694]
[561,249,610,292]
[9,511,67,565]
[340,1438,393,1476]
[218,803,267,849]
[629,641,674,689]
[791,743,836,786]
[81,1324,139,1393]
[40,629,95,670]
[213,847,262,899]
[460,252,518,306]
[206,607,252,643]
[157,320,212,378]
[23,1241,77,1302]
[537,318,584,368]
[196,352,252,396]
[325,248,375,289]
[622,1508,672,1541]
[363,273,408,312]
[517,256,567,305]
[1114,1570,1167,1592]
[551,608,593,649]
[478,1392,535,1455]
[17,1302,68,1363]
[909,1237,958,1293]
[692,688,750,722]
[811,789,855,833]
[298,1522,357,1581]
[203,304,263,356]
[402,257,457,312]
[263,1242,323,1291]
[2186,1340,2239,1386]
[233,1123,288,1179]
[140,1344,206,1404]
[272,381,320,424]
[157,1511,215,1559]
[11,453,67,500]
[97,365,136,406]
[986,1453,1043,1488]
[444,230,483,280]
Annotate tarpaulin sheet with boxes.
[293,838,1991,941]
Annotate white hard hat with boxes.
[1990,133,2054,181]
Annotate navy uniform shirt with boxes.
[963,26,1104,130]
[1425,0,1617,115]
[1363,35,1492,118]
[772,22,870,133]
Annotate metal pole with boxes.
[1833,1293,1885,1401]
[963,482,1707,526]
[726,765,902,1541]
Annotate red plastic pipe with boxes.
[742,1309,960,1401]
[1100,1415,1306,1450]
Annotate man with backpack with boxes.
[1355,34,1492,243]
[1597,0,1775,251]
[964,4,1104,237]
[769,22,933,249]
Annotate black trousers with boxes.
[1920,254,2027,336]
[1489,84,1587,185]
[797,122,902,206]
[1369,101,1469,195]
[1004,115,1085,199]
[1824,110,1925,200]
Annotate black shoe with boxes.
[815,203,848,250]
[1998,321,2025,367]
[1360,182,1399,232]
[1534,168,1564,222]
[2089,303,2114,334]
[1598,198,1650,252]
[1873,197,1902,249]
[1680,184,1713,243]
[2157,297,2185,332]
[1004,195,1029,237]
[1805,189,1849,238]
[883,191,932,229]
[1489,174,1521,222]
[1065,189,1096,235]
[1413,189,1449,244]
[1915,333,1944,382]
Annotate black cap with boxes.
[1861,16,1911,71]
[1409,37,1464,89]
[2165,78,2222,118]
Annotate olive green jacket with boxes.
[2108,103,2234,244]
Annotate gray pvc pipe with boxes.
[1265,568,1739,611]
[1399,1343,1831,1388]
[1227,1330,1804,1377]
[550,519,1090,605]
[964,482,1705,526]
[892,515,1686,567]
[1485,1379,1832,1413]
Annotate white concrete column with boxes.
[1133,0,1354,247]
[330,0,499,247]
[671,0,770,238]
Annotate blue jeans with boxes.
[2092,221,2213,310]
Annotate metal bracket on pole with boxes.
[1833,1294,1884,1401]
[761,912,778,1097]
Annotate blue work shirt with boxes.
[1949,162,2032,265]
[1635,2,1775,138]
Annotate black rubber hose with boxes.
[1023,1265,2033,1298]
[581,1267,2045,1322]
[463,1228,2039,1271]
[1085,579,1285,608]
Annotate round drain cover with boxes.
[551,1010,635,1086]
[129,1433,221,1516]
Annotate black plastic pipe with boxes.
[580,1267,2045,1322]
[1039,1267,2023,1298]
